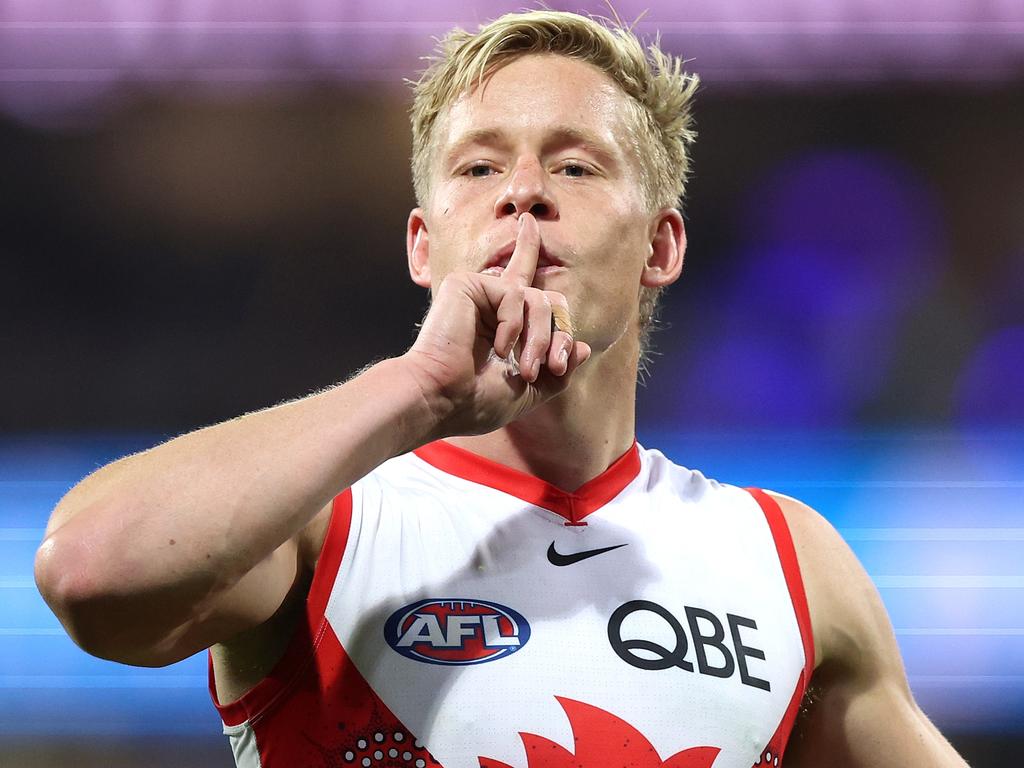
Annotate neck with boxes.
[444,331,639,492]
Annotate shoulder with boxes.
[636,445,725,501]
[296,444,426,570]
[758,504,968,765]
[295,450,432,571]
[764,491,901,680]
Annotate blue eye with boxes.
[561,164,588,177]
[467,165,493,177]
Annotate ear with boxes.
[406,208,431,288]
[641,208,686,288]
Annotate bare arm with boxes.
[34,358,440,666]
[35,213,589,667]
[774,494,968,767]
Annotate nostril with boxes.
[502,202,517,216]
[531,203,549,218]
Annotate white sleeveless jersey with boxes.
[211,440,814,768]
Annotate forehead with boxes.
[438,54,637,156]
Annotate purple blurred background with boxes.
[2,0,1022,433]
[1,2,1023,766]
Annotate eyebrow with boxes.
[442,125,622,171]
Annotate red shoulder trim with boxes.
[308,488,354,618]
[412,439,641,526]
[746,488,815,763]
[209,488,354,727]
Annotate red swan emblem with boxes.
[478,696,720,768]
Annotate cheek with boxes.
[436,176,501,214]
[425,215,479,280]
[435,193,460,220]
[588,221,649,279]
[577,263,639,312]
[578,231,649,312]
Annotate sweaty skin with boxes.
[407,211,589,408]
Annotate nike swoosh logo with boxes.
[547,541,628,566]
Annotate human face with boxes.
[407,54,681,354]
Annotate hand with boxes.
[402,213,592,438]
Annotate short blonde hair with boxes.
[408,10,699,357]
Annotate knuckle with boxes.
[498,288,526,316]
[525,287,551,310]
[531,328,551,350]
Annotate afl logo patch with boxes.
[384,599,530,666]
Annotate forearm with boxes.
[35,355,440,655]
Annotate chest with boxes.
[324,479,805,768]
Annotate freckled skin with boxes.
[419,54,655,355]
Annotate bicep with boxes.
[771,493,968,768]
[119,536,303,666]
[177,538,302,652]
[104,498,333,667]
[165,496,336,663]
[785,668,966,767]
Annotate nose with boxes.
[494,158,558,221]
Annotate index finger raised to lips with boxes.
[502,212,541,288]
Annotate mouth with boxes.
[481,242,565,274]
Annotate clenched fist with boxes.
[401,213,592,438]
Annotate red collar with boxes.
[412,439,641,526]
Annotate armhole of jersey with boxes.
[209,487,355,728]
[746,487,816,757]
[308,487,354,618]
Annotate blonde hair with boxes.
[408,10,699,362]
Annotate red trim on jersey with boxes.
[412,439,641,525]
[209,487,354,727]
[746,487,815,764]
[308,489,354,618]
[224,619,441,768]
[753,673,806,768]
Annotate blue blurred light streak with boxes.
[2,431,1022,735]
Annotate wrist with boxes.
[390,352,458,447]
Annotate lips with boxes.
[482,242,564,272]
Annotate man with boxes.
[35,10,967,768]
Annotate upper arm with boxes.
[769,493,968,768]
[62,535,307,668]
[207,499,335,704]
[146,498,336,666]
[36,499,329,667]
[167,536,303,662]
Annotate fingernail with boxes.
[559,348,568,365]
[532,359,541,379]
[518,216,525,231]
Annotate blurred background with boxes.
[2,1,1022,766]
